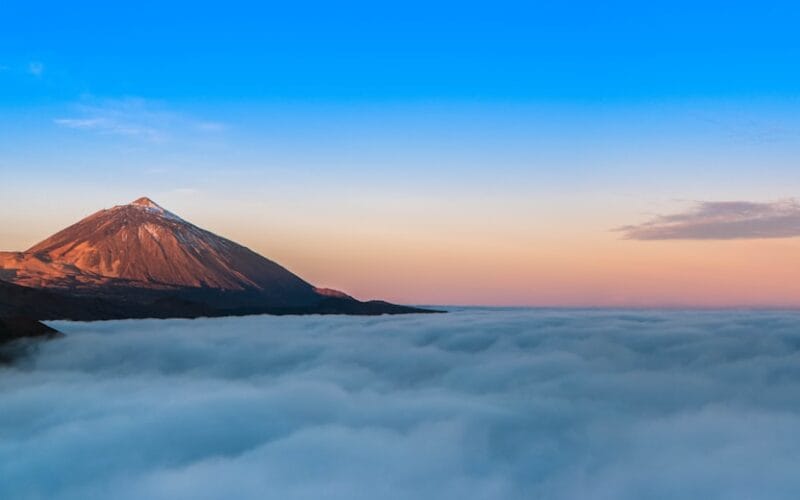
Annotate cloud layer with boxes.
[3,309,800,499]
[617,199,800,240]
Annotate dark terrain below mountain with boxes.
[0,316,61,362]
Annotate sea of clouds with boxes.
[2,308,800,499]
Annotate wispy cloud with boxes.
[27,61,44,76]
[168,187,201,196]
[194,121,227,132]
[616,199,800,240]
[693,111,792,144]
[53,97,225,143]
[54,116,163,141]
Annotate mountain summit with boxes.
[130,196,162,208]
[0,198,433,319]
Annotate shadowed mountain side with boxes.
[0,314,62,360]
[0,279,131,320]
[0,317,60,343]
[0,279,439,324]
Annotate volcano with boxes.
[0,197,434,322]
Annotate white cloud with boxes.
[2,309,800,499]
[28,61,44,76]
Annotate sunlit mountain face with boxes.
[0,198,435,320]
[2,197,316,294]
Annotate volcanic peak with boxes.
[130,196,161,209]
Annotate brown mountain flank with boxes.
[0,197,437,330]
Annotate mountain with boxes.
[0,197,436,324]
[3,197,316,302]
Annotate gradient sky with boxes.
[2,1,800,307]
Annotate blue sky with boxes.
[2,1,800,305]
[3,1,800,103]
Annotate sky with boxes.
[2,1,800,306]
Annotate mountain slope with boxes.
[14,197,316,303]
[0,197,436,319]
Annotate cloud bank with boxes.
[617,199,800,240]
[2,309,800,499]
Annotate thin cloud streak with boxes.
[54,116,163,141]
[616,199,800,240]
[27,61,44,76]
[53,97,226,143]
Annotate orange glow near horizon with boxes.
[236,221,800,308]
[4,195,800,308]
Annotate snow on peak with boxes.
[130,197,162,209]
[124,197,186,223]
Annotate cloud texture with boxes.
[617,199,800,240]
[3,309,800,499]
